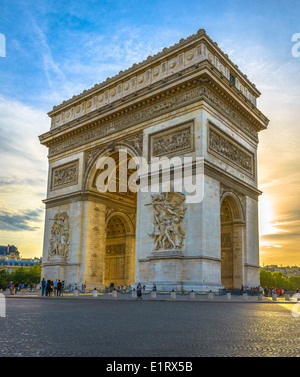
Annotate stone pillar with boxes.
[232,223,245,289]
[82,201,106,290]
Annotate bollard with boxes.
[73,289,79,297]
[208,292,214,300]
[226,292,231,300]
[285,294,290,301]
[132,290,137,299]
[190,291,195,300]
[93,288,98,298]
[151,291,157,299]
[171,291,176,299]
[258,294,263,301]
[242,293,248,300]
[112,290,118,298]
[0,293,5,317]
[272,294,277,301]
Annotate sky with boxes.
[0,0,299,265]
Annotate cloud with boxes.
[0,209,43,232]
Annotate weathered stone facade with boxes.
[39,29,268,292]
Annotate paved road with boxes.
[1,297,299,357]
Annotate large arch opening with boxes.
[105,214,135,288]
[86,147,138,289]
[220,193,245,290]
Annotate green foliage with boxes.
[10,264,41,285]
[260,269,300,291]
[0,269,9,290]
[260,269,274,288]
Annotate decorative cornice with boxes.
[42,77,266,158]
[45,29,265,131]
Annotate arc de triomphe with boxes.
[39,29,269,292]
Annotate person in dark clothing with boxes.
[137,283,143,299]
[57,280,62,296]
[46,280,51,296]
[41,278,46,296]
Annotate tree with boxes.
[260,269,274,288]
[272,272,288,289]
[0,269,9,290]
[288,276,300,291]
[10,264,41,285]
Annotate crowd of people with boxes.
[40,279,89,296]
[263,287,298,297]
[8,281,37,295]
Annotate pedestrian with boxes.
[14,282,19,294]
[8,281,13,295]
[152,283,157,291]
[46,280,51,296]
[61,281,65,296]
[41,278,46,296]
[137,283,142,300]
[54,280,58,296]
[57,280,62,296]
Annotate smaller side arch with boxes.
[220,191,245,223]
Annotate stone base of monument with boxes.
[132,290,137,298]
[73,289,79,297]
[151,291,157,299]
[171,291,176,299]
[112,290,118,298]
[226,292,231,300]
[93,289,98,298]
[190,291,195,299]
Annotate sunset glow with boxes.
[0,1,299,266]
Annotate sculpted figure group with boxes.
[149,192,186,250]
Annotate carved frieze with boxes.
[208,125,254,176]
[51,160,79,190]
[48,85,258,157]
[149,121,194,159]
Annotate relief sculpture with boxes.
[152,126,192,157]
[209,128,254,175]
[149,192,186,250]
[48,212,70,259]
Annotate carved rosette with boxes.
[148,192,187,251]
[48,212,70,259]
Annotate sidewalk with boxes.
[3,290,297,303]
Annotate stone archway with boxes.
[82,147,137,289]
[220,193,245,290]
[105,213,135,288]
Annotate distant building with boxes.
[261,265,300,279]
[0,245,20,260]
[0,257,42,274]
[0,244,42,274]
